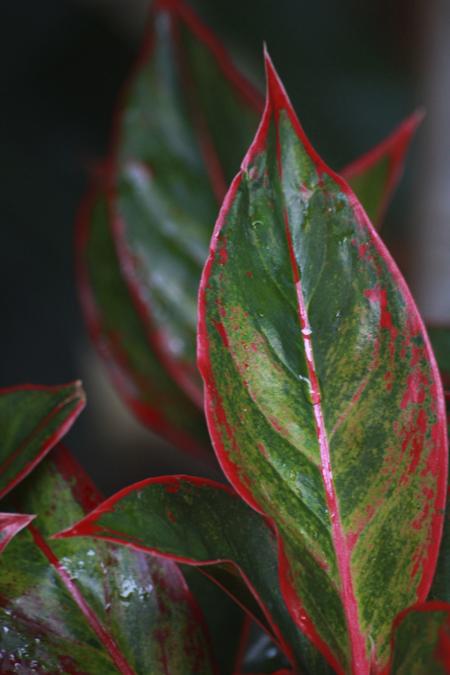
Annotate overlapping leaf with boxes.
[343,111,423,228]
[0,448,213,674]
[197,52,447,674]
[389,602,450,674]
[0,381,85,500]
[110,0,262,406]
[77,188,211,458]
[57,475,332,674]
[0,513,34,554]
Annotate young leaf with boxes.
[0,448,214,674]
[389,602,450,674]
[57,475,333,674]
[111,0,262,406]
[0,512,34,554]
[197,51,447,674]
[0,381,85,500]
[342,110,423,228]
[77,188,211,458]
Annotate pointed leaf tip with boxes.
[0,513,35,554]
[198,53,447,673]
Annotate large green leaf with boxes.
[343,111,423,228]
[111,0,262,405]
[197,52,447,674]
[389,602,450,674]
[0,448,214,674]
[0,381,85,500]
[77,188,211,458]
[57,475,333,674]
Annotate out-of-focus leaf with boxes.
[57,475,333,674]
[389,602,450,674]
[197,51,447,673]
[0,382,85,500]
[343,110,423,228]
[0,448,214,674]
[0,513,34,555]
[111,0,262,405]
[428,326,450,388]
[181,565,244,675]
[77,188,211,458]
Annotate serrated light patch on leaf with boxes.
[197,51,447,674]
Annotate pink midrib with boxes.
[30,524,135,675]
[281,201,369,674]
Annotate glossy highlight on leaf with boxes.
[197,51,447,674]
[56,475,332,674]
[110,0,262,405]
[0,381,85,500]
[0,448,213,674]
[343,110,423,229]
[77,187,211,458]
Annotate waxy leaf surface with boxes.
[112,0,262,405]
[389,602,450,674]
[343,111,423,228]
[57,476,332,674]
[0,382,85,500]
[197,53,447,674]
[77,189,210,457]
[0,449,213,674]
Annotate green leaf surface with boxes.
[389,602,450,674]
[429,326,450,387]
[197,52,447,674]
[112,0,262,405]
[77,188,211,458]
[0,382,85,500]
[0,448,213,674]
[343,111,423,228]
[58,475,333,675]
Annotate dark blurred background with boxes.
[1,0,448,493]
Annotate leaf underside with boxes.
[0,448,213,674]
[197,53,447,674]
[0,382,85,501]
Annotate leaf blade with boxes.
[0,449,214,674]
[197,51,447,673]
[0,381,85,500]
[56,475,333,674]
[342,110,423,228]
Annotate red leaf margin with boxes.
[196,49,447,674]
[0,381,85,501]
[55,474,302,671]
[0,512,35,555]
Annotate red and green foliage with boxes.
[2,0,450,673]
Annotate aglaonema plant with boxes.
[2,0,450,673]
[59,38,450,675]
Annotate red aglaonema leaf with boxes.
[343,110,423,228]
[0,512,35,554]
[197,50,447,674]
[0,381,85,500]
[389,601,450,673]
[56,475,333,674]
[76,186,212,459]
[108,0,262,407]
[0,448,214,674]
